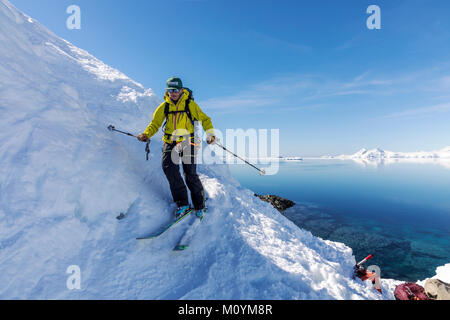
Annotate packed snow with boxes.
[0,0,447,299]
[417,263,450,287]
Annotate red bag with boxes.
[394,283,429,300]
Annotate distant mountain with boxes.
[323,146,450,160]
[280,156,303,161]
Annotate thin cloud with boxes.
[199,74,391,112]
[247,30,312,53]
[383,103,450,119]
[200,64,450,115]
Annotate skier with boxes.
[137,77,215,220]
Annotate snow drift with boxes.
[0,0,445,299]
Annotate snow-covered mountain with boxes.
[0,0,446,299]
[325,146,450,160]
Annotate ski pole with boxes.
[214,141,266,175]
[107,125,137,138]
[145,140,150,161]
[107,125,150,160]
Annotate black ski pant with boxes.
[162,141,206,210]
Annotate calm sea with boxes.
[229,159,450,281]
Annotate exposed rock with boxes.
[254,194,295,212]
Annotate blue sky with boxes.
[10,0,450,156]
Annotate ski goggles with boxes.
[167,88,182,93]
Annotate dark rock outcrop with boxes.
[254,194,295,212]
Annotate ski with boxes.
[137,209,193,240]
[173,211,206,251]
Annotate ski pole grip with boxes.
[145,140,150,161]
[356,254,374,266]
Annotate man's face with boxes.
[168,88,182,101]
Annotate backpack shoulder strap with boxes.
[164,102,170,117]
[184,87,194,101]
[162,102,170,130]
[184,94,195,126]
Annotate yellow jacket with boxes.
[143,89,214,144]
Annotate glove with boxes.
[137,133,149,142]
[206,135,216,145]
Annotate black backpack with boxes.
[163,88,196,141]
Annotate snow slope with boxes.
[0,0,445,299]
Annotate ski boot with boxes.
[174,205,192,220]
[194,208,207,221]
